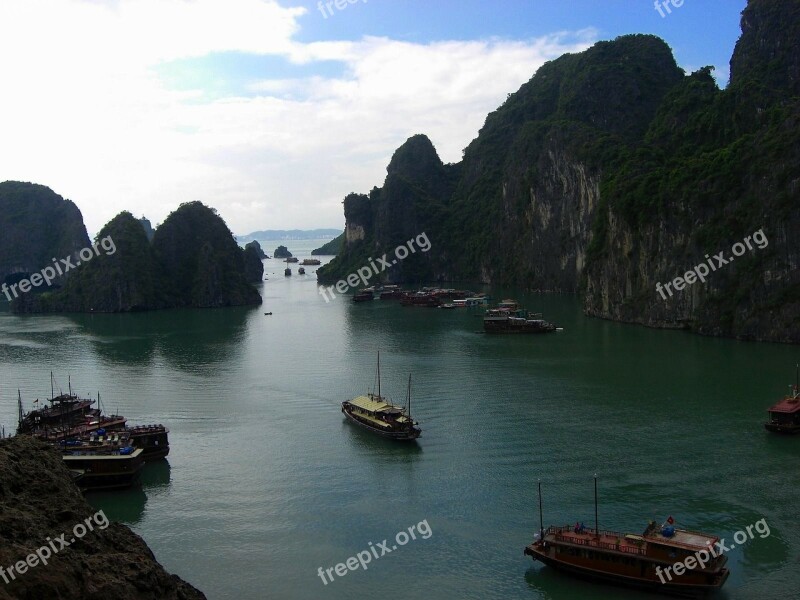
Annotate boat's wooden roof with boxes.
[347,395,403,415]
[768,394,800,414]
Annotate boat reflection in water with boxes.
[84,460,171,525]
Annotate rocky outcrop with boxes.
[244,240,267,260]
[139,217,155,242]
[0,435,206,600]
[243,241,265,283]
[0,181,90,291]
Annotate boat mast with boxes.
[407,374,412,418]
[594,474,599,538]
[538,479,544,541]
[50,371,54,401]
[377,351,381,399]
[17,389,23,428]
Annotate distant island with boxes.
[237,229,342,242]
[273,245,292,259]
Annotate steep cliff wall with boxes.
[583,1,800,342]
[320,0,800,343]
[0,181,90,289]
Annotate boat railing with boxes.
[548,526,647,556]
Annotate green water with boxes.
[1,240,798,599]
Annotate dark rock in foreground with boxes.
[0,435,206,600]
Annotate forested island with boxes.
[0,186,262,313]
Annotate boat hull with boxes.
[764,422,800,434]
[525,543,728,598]
[62,449,144,490]
[341,406,420,441]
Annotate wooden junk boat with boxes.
[341,353,421,441]
[16,375,170,471]
[764,366,800,434]
[524,481,729,597]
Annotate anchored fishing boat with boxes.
[765,365,800,434]
[524,480,729,597]
[341,353,421,440]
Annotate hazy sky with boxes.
[0,0,747,236]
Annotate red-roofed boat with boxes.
[524,481,729,597]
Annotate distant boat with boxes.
[353,288,375,302]
[379,285,404,300]
[285,257,299,263]
[301,258,321,265]
[341,352,421,441]
[298,267,306,275]
[483,299,557,333]
[765,365,800,434]
[285,268,292,276]
[525,480,729,596]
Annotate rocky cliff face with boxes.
[583,0,800,342]
[320,34,683,290]
[0,181,90,291]
[0,435,205,600]
[320,0,800,343]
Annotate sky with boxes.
[0,0,748,236]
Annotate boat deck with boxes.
[644,529,717,550]
[549,527,647,556]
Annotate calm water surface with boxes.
[0,240,798,600]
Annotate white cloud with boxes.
[0,0,596,234]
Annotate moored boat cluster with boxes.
[15,375,169,490]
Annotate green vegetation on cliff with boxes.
[0,181,89,289]
[320,0,800,342]
[311,232,344,255]
[13,202,262,313]
[152,202,261,308]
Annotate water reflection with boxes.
[67,307,253,373]
[84,460,171,525]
